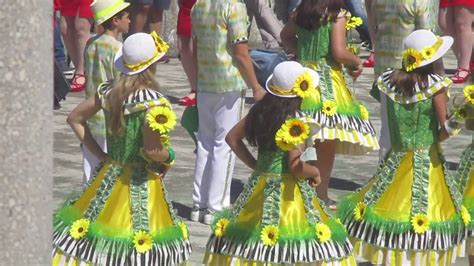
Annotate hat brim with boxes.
[114,49,166,76]
[95,2,130,25]
[418,36,453,68]
[264,67,320,98]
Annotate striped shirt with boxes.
[191,0,249,93]
[84,33,122,137]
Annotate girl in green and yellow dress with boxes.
[337,30,467,265]
[52,32,191,265]
[204,61,356,266]
[281,0,379,209]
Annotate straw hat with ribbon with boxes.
[114,31,169,75]
[401,29,453,72]
[265,61,320,99]
[90,0,130,25]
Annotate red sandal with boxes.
[178,92,196,106]
[363,51,374,68]
[451,68,471,84]
[70,73,86,92]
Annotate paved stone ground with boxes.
[53,50,471,265]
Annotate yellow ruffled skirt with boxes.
[299,63,379,155]
[338,145,467,265]
[203,173,355,265]
[52,160,191,266]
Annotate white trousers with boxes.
[193,90,245,212]
[82,135,107,187]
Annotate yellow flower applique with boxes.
[275,118,310,151]
[421,47,436,60]
[260,225,279,246]
[179,222,188,240]
[463,85,474,105]
[315,223,332,243]
[133,230,153,253]
[292,71,316,98]
[345,16,363,30]
[214,218,230,237]
[402,48,422,72]
[322,101,338,116]
[69,218,90,239]
[411,214,430,234]
[359,105,369,120]
[461,206,471,225]
[146,106,177,133]
[353,202,366,221]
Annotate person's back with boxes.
[191,0,247,93]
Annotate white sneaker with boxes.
[190,207,204,222]
[203,209,215,225]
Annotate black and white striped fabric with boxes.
[297,110,377,135]
[206,234,353,264]
[344,218,466,251]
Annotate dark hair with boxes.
[294,0,345,31]
[102,8,129,30]
[245,94,302,151]
[390,63,436,96]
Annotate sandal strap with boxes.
[455,67,471,74]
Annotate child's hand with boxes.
[307,176,321,187]
[348,64,363,79]
[438,127,450,142]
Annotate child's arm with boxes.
[288,149,321,187]
[142,116,169,162]
[433,88,449,142]
[67,95,106,162]
[280,21,298,55]
[331,16,363,76]
[226,117,257,170]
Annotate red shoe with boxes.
[178,95,196,106]
[451,68,471,84]
[70,73,85,92]
[363,51,374,68]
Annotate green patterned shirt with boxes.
[84,34,122,137]
[191,0,248,93]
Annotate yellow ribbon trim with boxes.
[94,0,128,22]
[269,85,297,96]
[124,31,169,72]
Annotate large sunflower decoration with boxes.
[214,218,230,237]
[345,16,363,30]
[402,48,422,72]
[146,106,177,134]
[275,118,310,151]
[315,223,332,243]
[411,214,430,234]
[463,85,474,105]
[133,230,153,253]
[260,225,279,246]
[292,71,316,99]
[353,202,366,221]
[69,218,90,239]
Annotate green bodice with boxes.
[105,111,147,163]
[254,148,290,175]
[387,100,438,150]
[296,23,333,64]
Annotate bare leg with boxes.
[365,0,375,48]
[311,140,337,201]
[61,16,78,69]
[454,6,473,70]
[130,4,151,34]
[178,35,197,96]
[149,7,164,34]
[73,16,92,75]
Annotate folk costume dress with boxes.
[337,69,467,265]
[204,119,356,265]
[296,11,379,155]
[52,84,192,266]
[459,134,474,255]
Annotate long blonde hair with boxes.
[107,63,159,135]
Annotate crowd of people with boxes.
[52,0,473,265]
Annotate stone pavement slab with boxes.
[53,51,471,265]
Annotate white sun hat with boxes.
[265,61,320,98]
[114,32,169,75]
[90,0,130,25]
[402,29,453,71]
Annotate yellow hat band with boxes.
[124,31,169,72]
[269,85,297,96]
